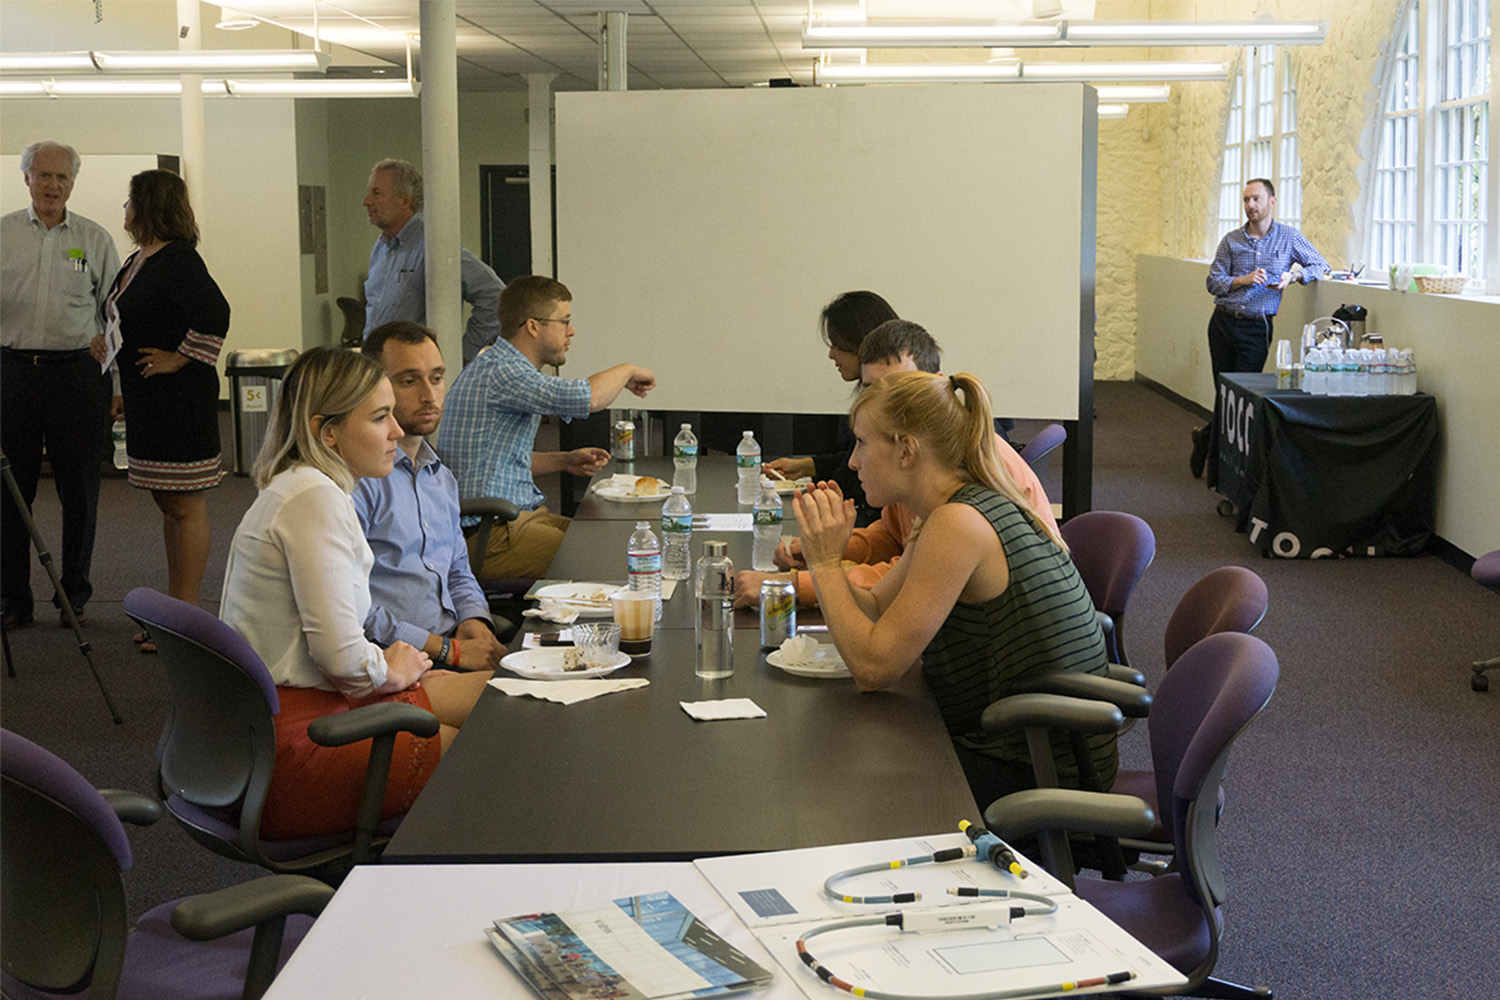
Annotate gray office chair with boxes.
[1470,549,1500,692]
[1,728,333,1000]
[983,632,1279,998]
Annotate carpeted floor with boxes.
[3,380,1497,998]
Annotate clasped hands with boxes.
[1237,267,1293,290]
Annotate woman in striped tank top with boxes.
[794,370,1112,809]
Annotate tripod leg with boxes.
[0,455,123,724]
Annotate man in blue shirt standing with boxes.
[362,158,505,363]
[436,275,655,580]
[1192,177,1327,477]
[355,321,503,673]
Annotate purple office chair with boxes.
[1058,510,1156,667]
[123,588,439,885]
[984,633,1279,999]
[1,729,332,1000]
[1110,566,1269,857]
[1470,549,1500,692]
[1019,422,1066,473]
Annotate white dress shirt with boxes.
[221,465,388,697]
[0,206,121,350]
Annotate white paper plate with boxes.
[766,644,851,678]
[532,582,617,617]
[500,647,632,680]
[595,484,671,502]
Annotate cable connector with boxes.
[894,903,1016,933]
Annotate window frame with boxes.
[1214,46,1304,250]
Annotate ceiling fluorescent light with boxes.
[1094,84,1169,102]
[0,80,49,96]
[1097,103,1129,118]
[1023,60,1225,81]
[225,78,420,97]
[804,23,1063,48]
[0,53,98,72]
[814,63,1023,84]
[91,50,331,73]
[1064,21,1326,46]
[215,7,259,31]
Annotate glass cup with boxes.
[1274,339,1293,385]
[572,622,621,667]
[610,590,655,658]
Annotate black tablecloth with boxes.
[1209,373,1438,558]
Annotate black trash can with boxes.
[225,349,299,475]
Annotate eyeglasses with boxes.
[530,316,573,328]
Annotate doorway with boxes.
[479,164,557,282]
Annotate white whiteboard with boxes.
[554,84,1092,419]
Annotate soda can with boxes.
[759,577,796,649]
[612,420,635,460]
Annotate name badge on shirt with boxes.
[69,248,88,272]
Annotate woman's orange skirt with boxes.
[260,685,440,841]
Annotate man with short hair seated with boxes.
[735,319,1056,607]
[355,321,503,672]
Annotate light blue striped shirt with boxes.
[1206,220,1328,316]
[435,336,592,514]
[362,212,505,362]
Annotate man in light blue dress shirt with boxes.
[1192,177,1328,477]
[1,141,121,629]
[361,159,505,363]
[436,276,656,580]
[354,321,504,673]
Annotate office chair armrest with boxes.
[1104,663,1146,686]
[460,497,521,523]
[980,692,1124,736]
[1011,673,1152,718]
[1096,609,1114,635]
[99,789,164,827]
[170,874,334,941]
[307,701,440,747]
[983,788,1156,843]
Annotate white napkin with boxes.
[777,634,820,666]
[680,698,766,721]
[596,473,641,491]
[489,677,649,705]
[522,599,581,624]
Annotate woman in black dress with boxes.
[92,170,229,622]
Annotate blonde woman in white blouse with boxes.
[220,347,489,840]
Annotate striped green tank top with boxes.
[921,483,1116,788]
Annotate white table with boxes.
[263,852,1187,999]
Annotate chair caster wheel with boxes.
[1216,499,1235,518]
[1473,674,1489,693]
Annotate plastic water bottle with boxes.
[736,431,761,505]
[695,540,735,679]
[661,486,693,581]
[627,520,662,620]
[1398,350,1417,395]
[752,477,782,571]
[111,420,128,470]
[672,423,698,495]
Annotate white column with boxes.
[420,0,463,365]
[598,11,627,91]
[528,73,557,277]
[176,0,206,237]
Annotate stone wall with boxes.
[1094,0,1406,379]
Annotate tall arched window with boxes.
[1365,0,1491,282]
[1216,46,1303,245]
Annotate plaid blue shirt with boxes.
[435,335,592,514]
[1206,220,1328,316]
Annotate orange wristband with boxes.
[451,639,461,667]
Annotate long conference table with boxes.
[381,455,980,864]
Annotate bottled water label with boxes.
[628,552,661,577]
[674,444,698,459]
[662,514,692,534]
[737,453,758,468]
[752,508,783,526]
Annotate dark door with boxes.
[480,164,557,282]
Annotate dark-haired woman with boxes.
[93,169,228,632]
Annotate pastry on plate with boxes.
[631,476,665,496]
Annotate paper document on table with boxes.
[487,891,774,1000]
[692,514,753,532]
[695,832,1069,930]
[755,897,1180,1000]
